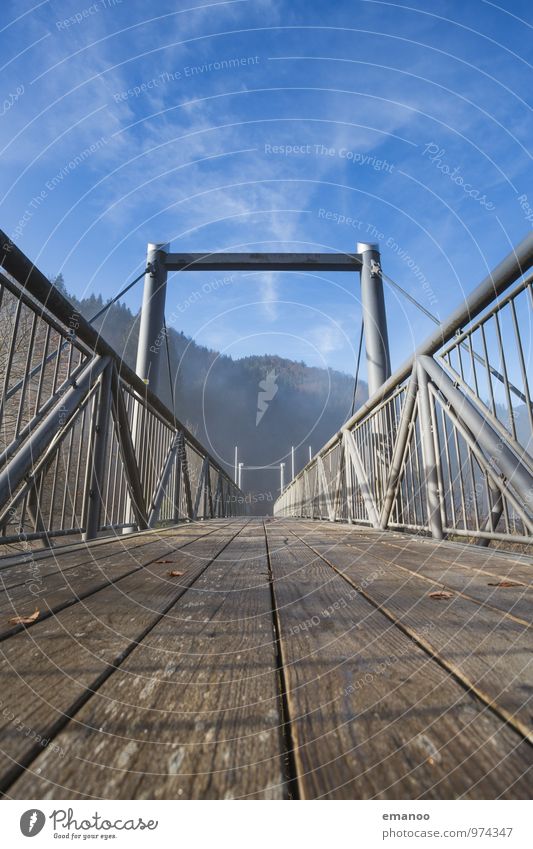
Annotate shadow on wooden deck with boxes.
[0,519,531,799]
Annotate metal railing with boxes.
[0,231,245,549]
[274,234,533,547]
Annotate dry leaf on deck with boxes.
[168,570,184,577]
[488,580,524,588]
[428,591,454,600]
[9,608,40,625]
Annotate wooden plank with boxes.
[346,538,533,625]
[380,536,533,584]
[0,524,243,793]
[265,524,533,799]
[282,524,533,622]
[7,523,287,800]
[284,522,533,581]
[283,528,533,745]
[288,532,533,625]
[0,521,234,587]
[0,522,238,641]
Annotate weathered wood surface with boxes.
[0,523,242,792]
[284,530,533,624]
[266,526,532,799]
[281,525,533,743]
[1,519,531,800]
[6,523,286,800]
[0,521,231,587]
[0,522,237,641]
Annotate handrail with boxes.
[0,229,232,477]
[275,233,533,546]
[0,231,246,547]
[306,231,533,463]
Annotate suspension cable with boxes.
[381,270,526,404]
[163,318,175,411]
[88,267,149,325]
[4,267,150,403]
[350,319,365,417]
[381,271,439,324]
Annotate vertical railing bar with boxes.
[468,450,481,532]
[418,362,443,539]
[0,296,23,432]
[501,486,511,534]
[102,419,114,530]
[66,335,76,379]
[492,309,516,439]
[137,401,148,501]
[450,418,466,529]
[51,332,63,395]
[441,404,457,529]
[46,451,60,528]
[72,402,89,529]
[456,335,466,382]
[84,364,113,540]
[411,413,422,527]
[113,442,124,527]
[110,423,121,527]
[405,435,416,527]
[59,426,75,529]
[480,323,497,418]
[394,394,405,526]
[80,392,98,531]
[34,323,52,418]
[19,490,29,536]
[14,311,38,437]
[466,331,480,399]
[509,298,533,435]
[428,384,446,531]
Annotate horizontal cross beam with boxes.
[164,252,363,272]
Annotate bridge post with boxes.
[135,243,169,397]
[125,242,169,533]
[357,242,391,397]
[357,242,392,526]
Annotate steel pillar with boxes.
[280,462,285,495]
[357,242,391,397]
[135,242,169,398]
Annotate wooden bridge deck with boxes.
[0,518,531,800]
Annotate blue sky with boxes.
[1,0,531,378]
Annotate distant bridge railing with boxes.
[275,234,533,547]
[0,231,245,549]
